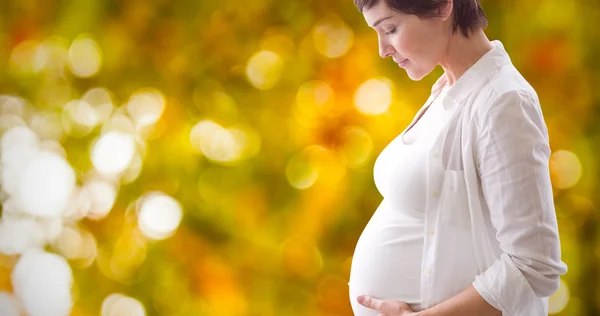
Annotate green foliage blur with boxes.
[0,0,598,315]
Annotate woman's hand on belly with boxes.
[357,295,418,316]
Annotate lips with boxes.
[397,58,409,67]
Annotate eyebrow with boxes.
[370,16,393,28]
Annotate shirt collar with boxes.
[435,40,512,111]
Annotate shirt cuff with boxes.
[471,252,547,316]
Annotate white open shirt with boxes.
[410,40,567,315]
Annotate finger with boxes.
[358,295,386,311]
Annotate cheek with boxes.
[393,33,417,56]
[398,32,438,66]
[394,39,425,70]
[393,30,429,63]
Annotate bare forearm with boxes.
[417,285,502,316]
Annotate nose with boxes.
[378,38,394,59]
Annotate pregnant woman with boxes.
[347,1,568,315]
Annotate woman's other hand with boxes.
[357,295,419,316]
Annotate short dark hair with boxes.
[354,0,488,38]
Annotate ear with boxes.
[439,0,453,21]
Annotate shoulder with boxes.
[472,64,542,124]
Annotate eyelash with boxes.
[385,27,397,35]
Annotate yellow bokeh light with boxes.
[68,35,102,78]
[312,17,354,58]
[122,153,143,185]
[126,88,166,132]
[0,292,20,316]
[228,126,260,160]
[17,151,76,218]
[245,50,284,90]
[1,96,29,133]
[280,235,323,278]
[32,36,70,73]
[82,87,115,122]
[341,256,353,283]
[137,192,183,241]
[548,278,570,314]
[91,131,136,177]
[62,99,101,137]
[1,127,39,197]
[295,80,336,118]
[0,114,26,134]
[39,139,67,158]
[0,216,45,255]
[205,126,243,163]
[549,150,582,189]
[189,120,251,164]
[260,30,295,60]
[12,249,74,316]
[0,95,28,117]
[285,145,345,188]
[537,0,576,30]
[317,275,349,311]
[102,112,136,135]
[1,125,38,155]
[32,43,50,73]
[286,145,324,190]
[101,293,146,316]
[339,126,373,168]
[237,125,262,160]
[66,99,100,127]
[354,77,394,115]
[96,234,147,283]
[39,217,64,243]
[56,226,83,259]
[30,112,64,141]
[63,186,92,220]
[84,178,118,220]
[10,40,39,73]
[190,120,221,153]
[55,225,97,268]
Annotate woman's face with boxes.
[362,1,451,81]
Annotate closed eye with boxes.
[385,27,397,35]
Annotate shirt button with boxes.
[428,229,435,237]
[432,190,439,198]
[424,269,431,277]
[432,152,441,159]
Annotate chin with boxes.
[406,71,426,81]
[405,67,432,81]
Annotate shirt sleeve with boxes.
[470,90,568,315]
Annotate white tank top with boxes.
[349,85,451,315]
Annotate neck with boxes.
[439,29,493,86]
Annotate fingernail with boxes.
[357,295,365,304]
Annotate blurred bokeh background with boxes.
[0,0,598,315]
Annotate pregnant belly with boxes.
[348,203,425,315]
